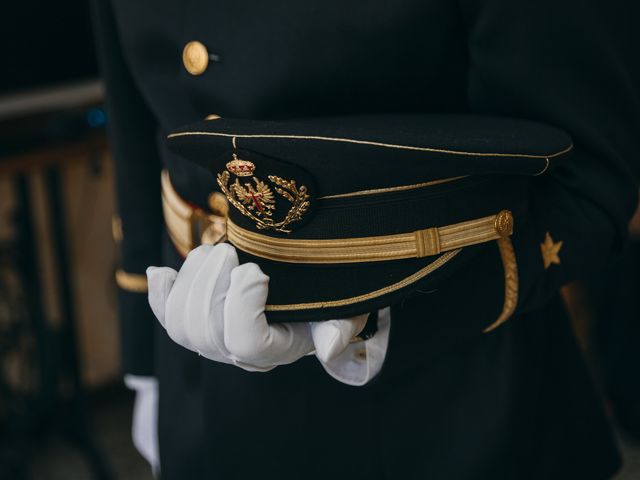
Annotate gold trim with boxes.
[167,227,192,258]
[115,269,148,293]
[111,216,123,243]
[226,211,512,264]
[540,232,562,269]
[162,188,194,250]
[534,157,550,176]
[168,130,574,161]
[318,176,467,199]
[228,137,467,201]
[226,155,256,177]
[161,170,227,255]
[264,249,461,311]
[483,237,519,333]
[209,192,229,217]
[161,170,192,220]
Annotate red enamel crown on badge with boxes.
[226,155,256,177]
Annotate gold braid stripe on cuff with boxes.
[227,210,514,264]
[161,170,227,256]
[115,269,148,293]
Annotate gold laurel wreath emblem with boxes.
[217,169,311,233]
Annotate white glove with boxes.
[124,375,160,477]
[314,307,391,386]
[147,243,368,372]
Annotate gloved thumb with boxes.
[146,266,178,328]
[311,314,368,363]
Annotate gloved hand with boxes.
[315,306,391,386]
[124,375,160,477]
[147,243,368,371]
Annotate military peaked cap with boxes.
[167,114,572,324]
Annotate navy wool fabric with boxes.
[91,0,639,478]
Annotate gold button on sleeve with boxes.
[183,41,209,75]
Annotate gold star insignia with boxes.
[540,232,563,269]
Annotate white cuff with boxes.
[124,375,161,477]
[316,307,390,386]
[124,374,158,391]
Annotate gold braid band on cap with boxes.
[263,237,519,324]
[227,210,514,265]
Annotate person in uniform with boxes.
[91,0,639,479]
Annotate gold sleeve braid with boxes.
[112,214,148,293]
[115,269,149,293]
[112,215,123,242]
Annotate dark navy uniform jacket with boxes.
[91,1,639,478]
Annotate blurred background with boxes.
[0,1,150,479]
[0,1,638,479]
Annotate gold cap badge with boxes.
[217,153,311,233]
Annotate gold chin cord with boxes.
[483,236,519,333]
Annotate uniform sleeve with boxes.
[460,0,640,313]
[91,0,163,375]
